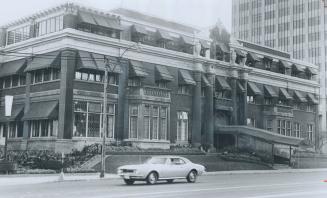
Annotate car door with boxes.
[167,157,188,178]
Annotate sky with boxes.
[0,0,232,32]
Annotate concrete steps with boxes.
[80,155,102,170]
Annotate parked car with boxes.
[117,156,205,185]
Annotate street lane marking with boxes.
[92,181,321,198]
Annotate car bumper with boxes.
[118,174,145,180]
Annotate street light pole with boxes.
[100,63,108,178]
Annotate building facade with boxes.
[0,3,319,155]
[232,0,327,149]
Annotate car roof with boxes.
[150,156,190,162]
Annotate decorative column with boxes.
[191,63,202,147]
[240,71,249,125]
[205,65,215,149]
[230,69,238,125]
[58,49,76,139]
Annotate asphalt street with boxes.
[1,171,327,198]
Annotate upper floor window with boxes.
[7,25,30,45]
[177,111,189,142]
[36,15,64,37]
[247,95,256,104]
[307,124,313,142]
[0,75,26,89]
[178,85,191,95]
[31,68,60,84]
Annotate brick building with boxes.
[0,3,319,155]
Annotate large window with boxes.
[129,105,138,139]
[73,101,115,138]
[6,25,30,45]
[177,111,188,142]
[0,122,23,138]
[277,120,291,136]
[140,105,168,140]
[0,75,26,89]
[31,68,61,84]
[307,124,313,142]
[29,120,58,137]
[294,122,301,138]
[36,15,64,36]
[178,85,191,95]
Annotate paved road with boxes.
[1,171,327,198]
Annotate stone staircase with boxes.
[79,155,103,170]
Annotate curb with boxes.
[203,168,327,175]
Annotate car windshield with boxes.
[145,157,167,164]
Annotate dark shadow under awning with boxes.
[279,88,292,100]
[237,82,245,93]
[0,59,27,78]
[217,42,229,53]
[132,25,147,35]
[264,85,278,98]
[22,101,58,121]
[79,12,97,25]
[202,75,211,87]
[0,105,24,123]
[216,76,231,91]
[235,49,246,58]
[155,65,174,82]
[129,60,148,78]
[247,82,262,96]
[24,51,61,72]
[76,51,98,71]
[293,91,307,103]
[247,52,261,62]
[92,53,122,73]
[292,64,304,73]
[180,36,194,45]
[279,60,291,69]
[157,30,172,41]
[179,70,196,85]
[307,93,318,104]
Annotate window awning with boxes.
[202,75,211,87]
[279,60,291,69]
[293,91,307,103]
[237,82,246,93]
[0,105,24,123]
[247,82,262,96]
[264,85,278,98]
[76,51,98,71]
[155,65,174,82]
[106,18,123,31]
[92,53,122,73]
[79,12,97,25]
[157,30,172,41]
[247,52,261,62]
[132,25,147,35]
[305,67,317,75]
[217,42,229,53]
[279,88,292,100]
[179,70,196,85]
[292,64,304,73]
[216,76,231,91]
[200,40,210,49]
[129,60,148,78]
[307,93,318,104]
[235,49,246,58]
[22,101,58,121]
[24,51,61,72]
[180,36,194,45]
[0,59,27,78]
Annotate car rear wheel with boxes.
[124,179,135,185]
[146,172,158,185]
[167,179,174,183]
[186,170,197,183]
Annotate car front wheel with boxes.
[146,172,158,185]
[124,179,135,185]
[186,170,197,183]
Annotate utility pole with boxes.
[100,61,108,178]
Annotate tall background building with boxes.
[232,0,327,151]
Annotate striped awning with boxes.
[279,60,291,69]
[292,64,304,73]
[0,105,24,123]
[279,88,292,100]
[79,12,97,25]
[247,82,262,96]
[22,101,58,121]
[305,67,317,75]
[0,59,26,78]
[307,93,318,104]
[293,91,307,103]
[157,30,172,41]
[132,25,147,35]
[247,52,261,62]
[217,42,229,53]
[264,85,278,98]
[235,49,246,57]
[129,60,148,78]
[24,51,61,72]
[237,82,246,93]
[202,75,211,87]
[92,53,122,73]
[216,76,231,91]
[180,36,194,45]
[179,70,196,85]
[200,40,210,49]
[76,51,98,71]
[155,65,174,82]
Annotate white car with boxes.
[117,156,205,185]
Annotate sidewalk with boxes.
[0,168,327,187]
